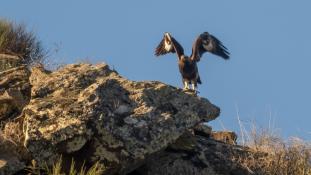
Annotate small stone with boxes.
[210,131,237,145]
[135,120,147,128]
[124,116,138,125]
[66,136,87,153]
[115,105,131,115]
[193,123,212,138]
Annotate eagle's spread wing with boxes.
[191,32,230,62]
[155,32,184,58]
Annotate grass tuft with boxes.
[25,157,105,175]
[0,121,27,158]
[236,119,311,175]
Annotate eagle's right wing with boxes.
[155,32,184,59]
[190,32,230,62]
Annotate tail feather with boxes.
[197,76,202,84]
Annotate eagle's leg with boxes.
[183,80,190,90]
[191,83,196,91]
[191,80,198,92]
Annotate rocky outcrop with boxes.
[0,65,30,121]
[0,63,259,175]
[21,63,220,174]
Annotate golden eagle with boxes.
[155,32,230,92]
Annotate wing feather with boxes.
[191,32,230,62]
[155,33,184,58]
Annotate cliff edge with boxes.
[0,63,253,175]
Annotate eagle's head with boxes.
[200,32,210,45]
[200,32,209,39]
[180,55,189,62]
[164,32,173,51]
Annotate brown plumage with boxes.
[155,32,230,92]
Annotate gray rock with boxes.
[0,151,25,175]
[136,131,254,175]
[193,123,212,138]
[22,63,220,174]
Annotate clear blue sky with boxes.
[2,1,311,140]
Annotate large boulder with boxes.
[22,63,220,174]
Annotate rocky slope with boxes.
[0,62,252,175]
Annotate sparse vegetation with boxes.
[1,114,310,174]
[25,157,105,175]
[0,121,27,159]
[0,18,46,66]
[0,123,104,175]
[1,118,310,174]
[236,120,311,175]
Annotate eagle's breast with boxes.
[178,58,197,80]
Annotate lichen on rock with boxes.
[20,63,220,174]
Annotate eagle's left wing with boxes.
[155,32,184,59]
[191,32,230,62]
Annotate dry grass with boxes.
[236,119,311,175]
[0,121,24,146]
[0,121,27,158]
[26,157,105,175]
[0,18,46,66]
